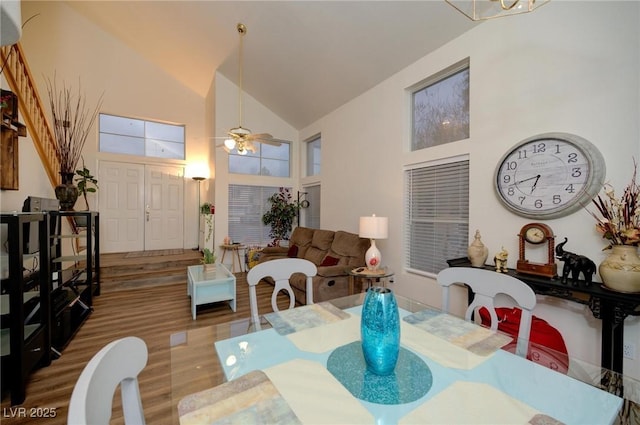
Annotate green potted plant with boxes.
[75,161,98,211]
[201,248,217,271]
[200,202,213,215]
[200,203,214,245]
[262,187,300,247]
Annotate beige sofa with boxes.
[258,226,370,304]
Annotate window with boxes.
[229,143,290,177]
[301,185,321,228]
[306,136,321,176]
[411,59,469,151]
[99,113,185,160]
[228,185,285,245]
[404,158,469,274]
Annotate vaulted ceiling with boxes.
[65,1,478,129]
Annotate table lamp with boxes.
[359,214,388,271]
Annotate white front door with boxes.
[99,161,184,253]
[144,164,184,250]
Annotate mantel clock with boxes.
[516,222,557,278]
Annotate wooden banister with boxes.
[1,43,60,188]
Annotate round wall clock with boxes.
[494,132,606,219]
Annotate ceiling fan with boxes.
[218,23,289,155]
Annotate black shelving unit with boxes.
[49,211,100,354]
[0,212,52,406]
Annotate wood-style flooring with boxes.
[0,250,289,425]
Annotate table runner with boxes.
[264,302,350,335]
[177,370,301,425]
[264,359,373,424]
[286,314,360,353]
[401,309,512,369]
[399,381,564,424]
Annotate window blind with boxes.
[404,159,469,274]
[228,185,283,246]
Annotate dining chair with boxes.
[247,258,317,330]
[437,267,537,358]
[68,336,148,425]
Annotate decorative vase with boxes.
[361,286,400,375]
[468,229,489,267]
[599,245,640,293]
[54,172,79,211]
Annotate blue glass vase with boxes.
[361,286,400,375]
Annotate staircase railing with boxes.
[1,42,60,188]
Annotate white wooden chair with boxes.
[437,267,537,358]
[68,336,148,425]
[247,258,317,330]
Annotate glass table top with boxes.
[169,293,631,425]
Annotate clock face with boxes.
[525,226,546,244]
[495,133,606,219]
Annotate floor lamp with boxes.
[192,177,205,250]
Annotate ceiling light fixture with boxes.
[445,0,549,21]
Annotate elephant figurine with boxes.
[555,237,596,286]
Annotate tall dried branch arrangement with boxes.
[45,78,103,174]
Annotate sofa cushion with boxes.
[320,255,340,266]
[290,227,314,247]
[290,227,315,258]
[305,246,328,265]
[328,231,370,267]
[312,229,335,251]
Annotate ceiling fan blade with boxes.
[252,138,283,147]
[247,133,273,140]
[216,143,231,153]
[245,141,257,153]
[266,137,292,144]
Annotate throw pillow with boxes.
[320,255,340,266]
[287,244,299,258]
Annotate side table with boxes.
[220,244,246,273]
[347,267,395,295]
[187,264,236,320]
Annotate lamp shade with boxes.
[359,215,388,239]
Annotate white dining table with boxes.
[171,293,623,425]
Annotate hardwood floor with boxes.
[0,251,289,425]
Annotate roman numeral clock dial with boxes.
[495,133,606,219]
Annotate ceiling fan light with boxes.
[445,0,549,20]
[238,148,248,156]
[224,138,236,150]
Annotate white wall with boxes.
[2,1,212,250]
[300,1,640,378]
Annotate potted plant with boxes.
[262,187,300,247]
[46,78,103,210]
[201,248,217,271]
[200,203,214,245]
[75,161,98,211]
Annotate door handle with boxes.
[146,205,150,222]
